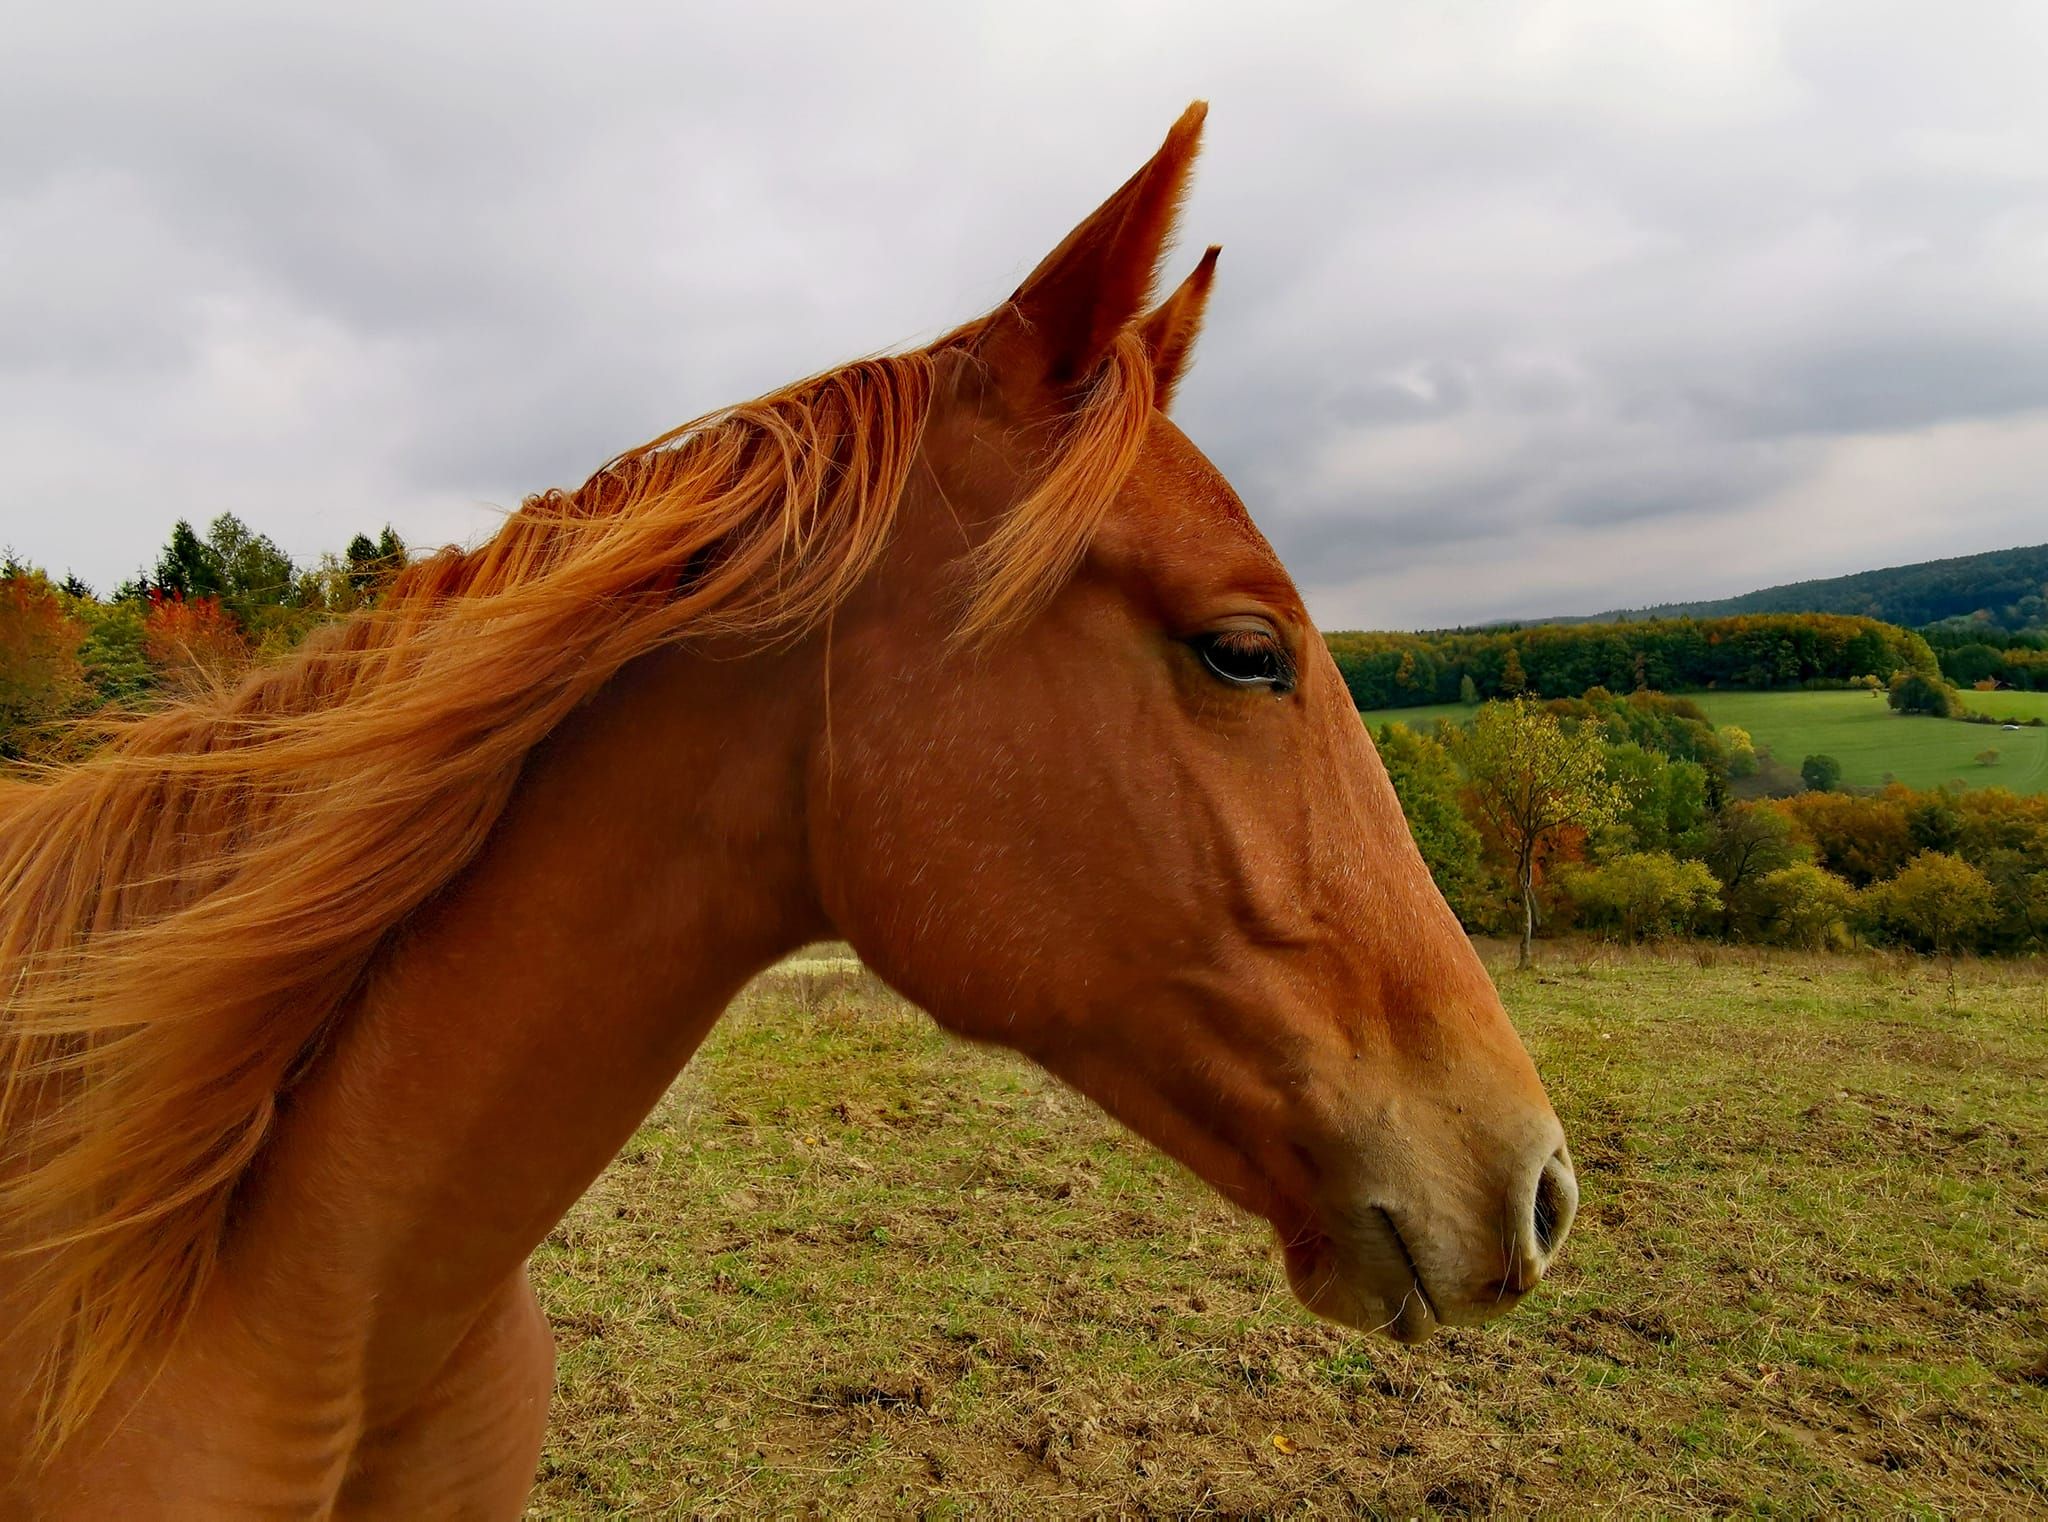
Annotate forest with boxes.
[1582,540,2048,633]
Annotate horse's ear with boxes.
[978,102,1207,401]
[1136,245,1220,412]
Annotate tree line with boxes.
[0,515,404,761]
[1379,690,2047,962]
[6,519,2044,960]
[1324,613,1941,712]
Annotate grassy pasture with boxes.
[1363,688,2048,795]
[528,946,2047,1517]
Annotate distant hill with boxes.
[1579,542,2048,633]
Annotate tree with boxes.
[1596,741,1709,856]
[1863,851,1999,954]
[74,597,153,707]
[345,526,406,599]
[1375,721,1489,927]
[205,512,296,622]
[142,591,246,691]
[1943,643,2005,686]
[1458,674,1480,706]
[153,519,224,600]
[1887,669,1962,718]
[1755,864,1857,950]
[1392,649,1415,689]
[345,533,381,595]
[1703,802,1804,934]
[1560,851,1721,942]
[1777,787,1916,886]
[1450,699,1621,968]
[1975,846,2048,952]
[0,569,88,759]
[1499,646,1527,695]
[1975,748,2000,767]
[1717,724,1758,778]
[1800,754,1842,793]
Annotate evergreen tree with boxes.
[153,520,224,600]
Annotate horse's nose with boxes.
[1510,1145,1579,1293]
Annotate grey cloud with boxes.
[3,1,2046,625]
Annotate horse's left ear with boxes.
[977,102,1207,401]
[1136,245,1220,412]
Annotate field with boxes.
[1363,689,2048,795]
[527,947,2048,1516]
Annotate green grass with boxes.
[527,947,2048,1516]
[1362,699,1476,732]
[1364,689,2048,795]
[1690,690,2048,793]
[1964,688,2048,722]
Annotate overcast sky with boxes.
[4,2,2045,629]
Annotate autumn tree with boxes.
[1777,786,1916,886]
[1717,724,1758,778]
[1703,802,1805,934]
[0,569,87,759]
[1755,863,1857,950]
[142,590,247,691]
[1499,645,1528,695]
[1375,720,1488,926]
[1450,699,1621,968]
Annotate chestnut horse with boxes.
[0,106,1575,1516]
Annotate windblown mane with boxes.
[0,327,1155,1452]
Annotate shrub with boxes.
[1561,852,1722,942]
[1862,851,2000,954]
[1755,864,1857,950]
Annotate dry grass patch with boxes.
[528,944,2048,1516]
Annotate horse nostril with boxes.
[1530,1148,1576,1259]
[1532,1168,1561,1255]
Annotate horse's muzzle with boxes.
[1283,1128,1579,1341]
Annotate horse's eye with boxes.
[1194,628,1296,695]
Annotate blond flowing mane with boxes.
[0,327,1156,1452]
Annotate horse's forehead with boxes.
[1131,415,1254,528]
[1117,415,1299,599]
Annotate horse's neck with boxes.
[220,641,829,1405]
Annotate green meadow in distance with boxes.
[1363,689,2048,795]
